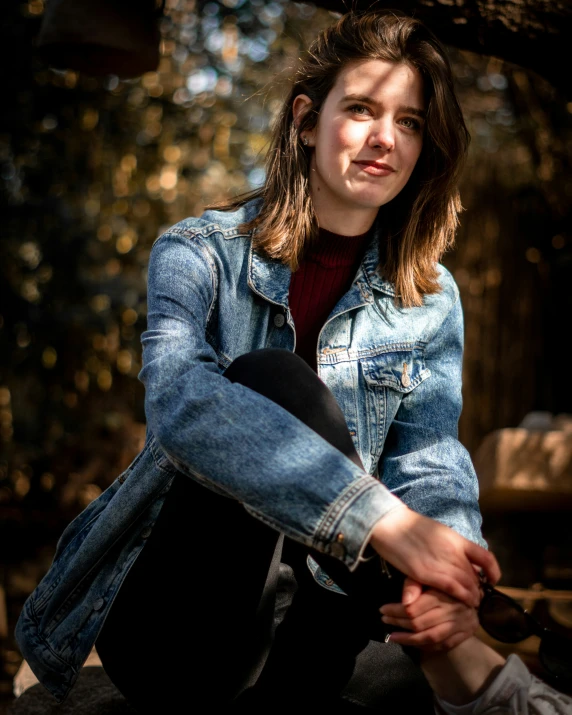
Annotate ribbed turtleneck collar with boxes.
[305,226,372,268]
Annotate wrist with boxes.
[368,502,411,555]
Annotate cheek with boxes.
[321,121,363,154]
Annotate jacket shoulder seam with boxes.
[163,225,251,241]
[436,263,460,303]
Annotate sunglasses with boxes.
[478,579,572,683]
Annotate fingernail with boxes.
[381,616,389,623]
[379,606,387,615]
[403,591,414,605]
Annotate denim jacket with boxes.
[15,197,484,702]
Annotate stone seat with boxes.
[11,564,434,713]
[474,413,572,512]
[10,643,434,714]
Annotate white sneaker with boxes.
[435,654,572,714]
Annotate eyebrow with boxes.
[339,94,426,120]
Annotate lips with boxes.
[354,160,396,176]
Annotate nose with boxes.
[368,118,395,152]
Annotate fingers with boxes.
[380,575,481,654]
[387,621,477,651]
[369,507,498,607]
[402,577,423,606]
[381,603,470,633]
[465,542,501,585]
[425,568,480,609]
[382,609,442,631]
[388,628,474,651]
[380,590,454,619]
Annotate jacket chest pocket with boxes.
[360,346,431,460]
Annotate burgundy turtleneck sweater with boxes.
[289,227,371,371]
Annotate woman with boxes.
[15,10,570,714]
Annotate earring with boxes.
[302,135,309,146]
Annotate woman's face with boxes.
[294,59,426,232]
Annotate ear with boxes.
[292,94,315,145]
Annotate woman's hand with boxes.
[369,504,500,608]
[379,577,479,652]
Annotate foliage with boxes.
[0,0,332,529]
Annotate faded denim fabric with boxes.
[15,197,484,702]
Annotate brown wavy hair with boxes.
[210,10,470,307]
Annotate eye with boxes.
[348,104,371,117]
[400,117,422,131]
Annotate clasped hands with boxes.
[380,577,480,652]
[368,503,501,653]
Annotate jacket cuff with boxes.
[313,477,403,571]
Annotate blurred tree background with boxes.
[1,0,572,701]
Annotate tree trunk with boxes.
[311,0,571,95]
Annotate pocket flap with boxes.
[361,347,431,393]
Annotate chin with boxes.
[356,196,393,209]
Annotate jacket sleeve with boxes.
[377,290,486,547]
[139,230,402,569]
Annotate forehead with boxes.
[329,59,425,107]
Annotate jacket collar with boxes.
[359,221,396,298]
[247,209,396,310]
[248,243,292,309]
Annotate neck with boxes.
[306,225,371,267]
[315,211,376,235]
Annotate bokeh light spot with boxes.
[42,347,57,369]
[97,369,113,391]
[122,308,138,326]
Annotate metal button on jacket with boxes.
[273,313,285,328]
[141,526,153,539]
[92,598,104,611]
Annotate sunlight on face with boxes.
[296,59,426,233]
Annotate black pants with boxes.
[96,349,427,712]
